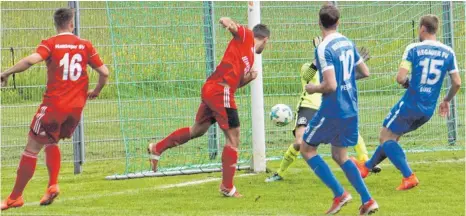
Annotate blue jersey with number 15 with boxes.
[315,33,363,118]
[400,40,458,116]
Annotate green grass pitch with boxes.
[1,151,464,215]
[1,1,465,215]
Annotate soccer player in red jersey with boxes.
[148,17,270,197]
[1,8,109,210]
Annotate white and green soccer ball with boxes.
[270,104,293,127]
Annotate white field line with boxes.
[22,158,464,207]
[23,173,257,206]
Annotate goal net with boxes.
[104,1,464,179]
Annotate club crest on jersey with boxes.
[242,56,251,73]
[298,117,307,125]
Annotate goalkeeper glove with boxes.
[301,62,318,82]
[402,77,410,89]
[312,36,323,49]
[357,46,371,62]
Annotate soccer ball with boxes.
[270,104,293,127]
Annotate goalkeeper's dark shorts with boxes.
[292,107,317,137]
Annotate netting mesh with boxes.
[1,2,464,177]
[105,1,465,177]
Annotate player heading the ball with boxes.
[352,14,461,191]
[1,8,109,211]
[300,4,378,215]
[148,17,270,198]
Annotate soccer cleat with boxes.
[40,184,60,206]
[371,165,382,174]
[325,191,352,215]
[396,174,419,191]
[350,157,369,178]
[1,196,24,211]
[219,184,242,198]
[359,199,379,215]
[265,173,283,182]
[147,143,160,172]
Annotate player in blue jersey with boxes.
[352,15,461,191]
[300,5,378,215]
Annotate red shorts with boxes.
[29,104,82,144]
[195,83,240,130]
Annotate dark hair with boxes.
[420,15,439,34]
[319,4,340,29]
[253,24,270,39]
[54,8,74,29]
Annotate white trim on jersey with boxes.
[422,40,455,53]
[449,52,459,74]
[322,66,335,73]
[317,33,344,72]
[224,87,231,108]
[355,58,363,65]
[38,45,51,52]
[386,101,404,128]
[305,117,326,143]
[90,53,98,58]
[401,42,420,61]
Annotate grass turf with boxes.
[1,151,464,215]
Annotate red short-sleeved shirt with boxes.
[36,32,104,110]
[206,26,255,92]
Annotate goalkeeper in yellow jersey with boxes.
[265,36,381,182]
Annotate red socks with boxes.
[10,150,38,199]
[221,145,238,189]
[45,144,61,187]
[154,127,191,154]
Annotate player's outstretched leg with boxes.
[354,133,382,174]
[301,144,351,215]
[40,144,61,206]
[2,135,44,211]
[266,123,307,182]
[383,140,418,190]
[364,145,386,173]
[219,127,242,198]
[380,128,418,190]
[333,146,378,215]
[148,127,191,172]
[265,143,299,182]
[148,121,212,172]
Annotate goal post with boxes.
[248,1,267,173]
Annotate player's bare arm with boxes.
[88,65,110,100]
[305,69,337,94]
[239,70,258,88]
[219,17,240,36]
[1,53,43,87]
[439,72,461,117]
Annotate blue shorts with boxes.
[303,113,358,147]
[383,100,432,135]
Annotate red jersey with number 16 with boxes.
[206,26,255,93]
[36,32,104,110]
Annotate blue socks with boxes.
[365,145,387,169]
[341,160,371,203]
[307,155,344,198]
[383,140,413,178]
